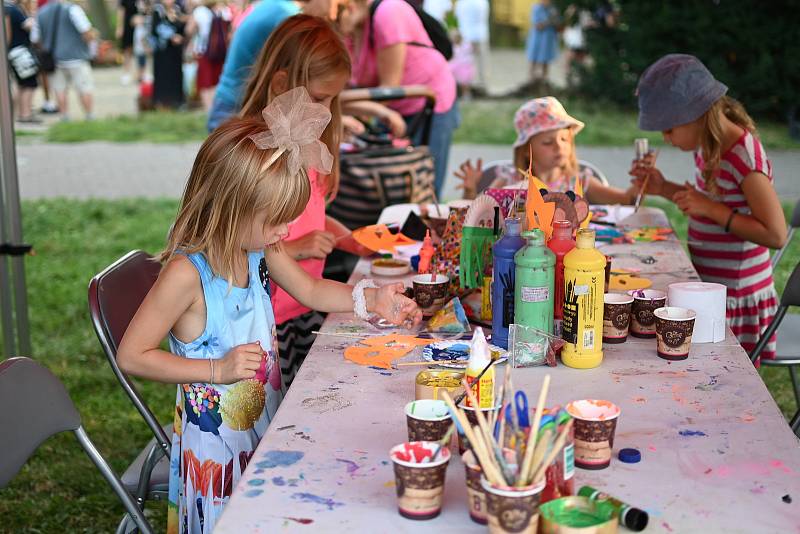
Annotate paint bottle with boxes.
[548,220,576,337]
[561,228,606,369]
[491,218,526,349]
[418,230,434,274]
[514,229,555,335]
[465,327,495,408]
[578,486,649,531]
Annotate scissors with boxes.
[514,391,530,429]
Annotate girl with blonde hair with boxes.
[117,88,420,533]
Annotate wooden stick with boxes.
[517,374,551,486]
[461,378,514,484]
[429,423,455,462]
[472,425,508,486]
[532,419,574,485]
[393,360,460,367]
[524,428,552,486]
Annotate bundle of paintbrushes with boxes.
[441,370,572,488]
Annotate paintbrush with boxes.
[428,423,456,462]
[634,148,660,213]
[393,360,462,367]
[517,374,551,486]
[453,359,495,406]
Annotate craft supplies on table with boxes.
[514,229,555,335]
[491,217,526,349]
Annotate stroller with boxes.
[324,85,438,281]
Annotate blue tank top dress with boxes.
[166,251,282,533]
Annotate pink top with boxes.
[350,0,456,115]
[271,169,326,324]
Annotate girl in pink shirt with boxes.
[239,15,370,390]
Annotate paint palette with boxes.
[421,340,507,369]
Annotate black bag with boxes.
[369,0,453,60]
[38,3,63,73]
[204,12,229,63]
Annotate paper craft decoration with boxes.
[608,269,652,291]
[524,173,556,239]
[460,226,495,288]
[434,204,470,294]
[352,224,416,253]
[625,226,673,242]
[344,334,430,369]
[573,175,591,228]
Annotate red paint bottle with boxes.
[548,220,576,337]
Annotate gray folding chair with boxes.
[771,198,800,268]
[750,261,800,437]
[578,159,610,186]
[88,250,171,533]
[0,357,154,534]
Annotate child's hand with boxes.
[454,158,483,200]
[370,283,422,328]
[284,230,337,260]
[217,342,264,384]
[381,108,406,138]
[673,182,713,217]
[629,161,666,197]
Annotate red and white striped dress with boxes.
[688,130,778,359]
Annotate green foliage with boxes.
[559,0,800,121]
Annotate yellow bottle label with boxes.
[466,367,495,408]
[562,268,604,366]
[481,276,493,321]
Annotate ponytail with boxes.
[700,96,756,194]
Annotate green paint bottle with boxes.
[514,229,555,334]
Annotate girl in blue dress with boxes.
[526,0,560,84]
[117,87,422,533]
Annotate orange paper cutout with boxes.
[625,227,673,242]
[352,224,417,253]
[344,345,412,369]
[524,173,556,239]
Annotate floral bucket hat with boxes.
[512,96,585,148]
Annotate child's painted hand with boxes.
[674,182,713,217]
[629,160,666,197]
[369,282,422,329]
[217,342,264,384]
[454,158,483,200]
[284,230,337,260]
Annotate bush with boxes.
[559,0,800,122]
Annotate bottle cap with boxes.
[575,228,596,249]
[618,448,641,463]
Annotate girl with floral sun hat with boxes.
[456,96,636,204]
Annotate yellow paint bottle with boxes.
[561,229,606,369]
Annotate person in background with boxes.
[5,0,40,122]
[525,0,559,87]
[422,0,449,23]
[630,54,786,361]
[186,0,230,110]
[116,0,138,84]
[454,0,487,96]
[37,0,96,121]
[131,3,151,83]
[448,30,475,98]
[338,0,459,197]
[150,0,186,108]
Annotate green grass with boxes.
[0,197,797,531]
[46,110,208,143]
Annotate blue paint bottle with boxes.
[491,218,526,349]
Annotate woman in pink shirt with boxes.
[338,0,458,196]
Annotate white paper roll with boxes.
[667,282,727,343]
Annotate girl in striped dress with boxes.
[631,54,787,360]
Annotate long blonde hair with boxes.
[240,14,350,200]
[699,95,757,194]
[161,118,310,283]
[513,128,579,185]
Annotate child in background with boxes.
[132,9,150,83]
[449,31,476,99]
[239,15,373,391]
[117,88,421,533]
[630,54,786,360]
[456,96,636,204]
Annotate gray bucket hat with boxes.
[636,54,728,131]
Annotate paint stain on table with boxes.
[256,450,305,469]
[678,429,707,437]
[302,392,353,414]
[291,492,344,510]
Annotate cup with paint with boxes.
[481,477,546,534]
[539,496,619,533]
[627,289,667,338]
[463,449,488,524]
[405,399,452,442]
[602,293,634,344]
[457,401,502,454]
[654,306,697,361]
[389,441,451,520]
[415,369,464,401]
[412,274,450,316]
[565,400,621,470]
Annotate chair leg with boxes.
[116,514,136,534]
[791,409,800,438]
[790,366,800,411]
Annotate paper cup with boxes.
[627,289,667,338]
[463,450,488,524]
[481,477,546,534]
[412,274,450,316]
[565,400,621,470]
[457,401,502,455]
[390,441,451,520]
[654,306,697,361]
[603,293,633,344]
[405,399,452,442]
[540,496,619,534]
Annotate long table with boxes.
[215,207,800,533]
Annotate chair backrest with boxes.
[0,357,154,534]
[772,198,800,268]
[475,159,611,196]
[750,261,800,362]
[88,250,171,450]
[578,159,610,186]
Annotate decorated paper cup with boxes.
[540,496,619,534]
[627,289,667,338]
[390,441,451,520]
[405,399,452,442]
[457,401,502,455]
[654,306,697,361]
[463,450,488,524]
[481,477,546,534]
[603,293,634,344]
[412,274,450,316]
[565,400,621,470]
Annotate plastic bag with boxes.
[509,324,563,367]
